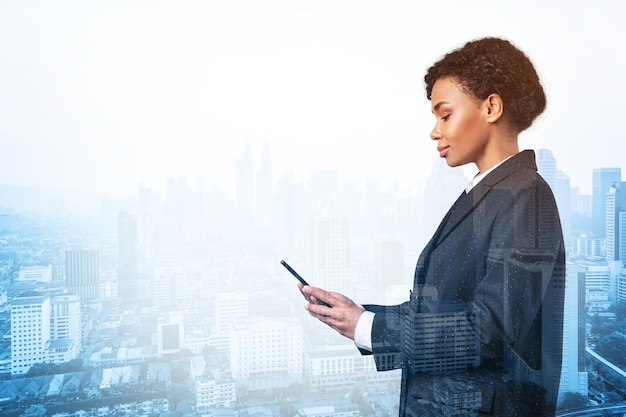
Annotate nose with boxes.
[430,122,441,141]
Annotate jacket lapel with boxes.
[432,150,537,248]
[432,185,488,247]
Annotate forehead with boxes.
[431,77,478,110]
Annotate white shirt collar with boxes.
[465,154,515,193]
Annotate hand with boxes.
[298,284,364,340]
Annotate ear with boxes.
[483,93,504,123]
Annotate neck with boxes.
[476,132,519,173]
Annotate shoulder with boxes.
[485,150,553,197]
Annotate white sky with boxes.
[1,0,625,199]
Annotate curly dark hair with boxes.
[424,37,546,133]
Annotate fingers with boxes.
[301,285,338,307]
[304,302,363,340]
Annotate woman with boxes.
[301,37,565,416]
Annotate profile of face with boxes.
[429,77,499,171]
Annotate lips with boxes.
[437,146,449,158]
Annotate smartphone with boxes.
[280,259,309,286]
[280,260,331,307]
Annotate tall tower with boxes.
[11,291,51,375]
[503,250,566,407]
[605,182,626,264]
[236,143,254,235]
[558,263,588,403]
[592,168,621,238]
[118,211,138,300]
[154,221,184,266]
[556,171,572,253]
[255,141,273,231]
[309,201,351,296]
[50,293,82,352]
[536,149,557,191]
[65,249,99,302]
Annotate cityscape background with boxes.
[1,1,626,416]
[1,145,626,416]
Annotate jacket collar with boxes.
[433,150,538,247]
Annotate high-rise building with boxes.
[50,293,81,346]
[214,292,248,351]
[536,149,557,191]
[275,174,306,253]
[578,261,611,293]
[137,182,160,245]
[618,269,626,301]
[236,143,254,235]
[118,211,138,300]
[503,249,566,404]
[621,213,626,265]
[65,249,99,302]
[310,202,352,296]
[153,267,176,309]
[404,300,480,375]
[229,317,302,391]
[570,236,604,260]
[605,182,626,265]
[10,291,81,375]
[556,171,572,252]
[255,141,273,231]
[154,221,184,266]
[11,291,51,375]
[592,168,621,238]
[558,263,588,403]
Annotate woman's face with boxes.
[429,77,492,170]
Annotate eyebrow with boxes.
[432,101,450,113]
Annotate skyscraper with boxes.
[592,168,621,238]
[605,182,626,265]
[154,220,184,266]
[558,263,588,402]
[255,141,273,231]
[11,291,51,375]
[236,142,254,235]
[65,249,99,302]
[309,201,352,296]
[503,249,566,404]
[536,148,557,191]
[118,211,138,300]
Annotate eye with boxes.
[441,114,450,121]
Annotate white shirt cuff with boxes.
[353,310,375,352]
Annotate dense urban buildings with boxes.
[0,144,625,416]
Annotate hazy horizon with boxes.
[1,1,625,203]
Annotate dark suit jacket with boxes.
[364,150,565,416]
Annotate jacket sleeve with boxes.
[361,303,409,370]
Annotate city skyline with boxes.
[2,2,626,415]
[0,144,625,414]
[1,2,626,202]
